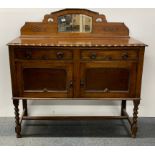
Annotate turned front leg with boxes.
[22,99,28,116]
[131,100,140,138]
[13,99,21,138]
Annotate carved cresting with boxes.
[103,26,119,32]
[20,22,55,34]
[28,24,46,32]
[42,9,107,23]
[20,9,129,37]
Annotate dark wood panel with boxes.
[23,68,67,91]
[85,68,129,91]
[15,61,73,98]
[80,61,137,98]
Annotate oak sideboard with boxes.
[8,9,147,138]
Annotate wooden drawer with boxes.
[14,48,73,60]
[81,49,138,61]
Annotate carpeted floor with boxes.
[0,117,155,146]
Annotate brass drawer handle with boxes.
[90,52,97,60]
[56,52,64,59]
[122,52,129,60]
[103,88,109,93]
[25,51,32,59]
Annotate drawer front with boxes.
[14,48,73,60]
[81,49,138,61]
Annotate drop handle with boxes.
[56,52,64,59]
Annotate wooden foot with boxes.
[15,126,22,138]
[121,100,126,116]
[22,99,28,116]
[131,100,140,138]
[13,99,22,138]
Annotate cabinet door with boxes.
[80,61,137,98]
[16,61,73,98]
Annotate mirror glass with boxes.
[58,14,92,33]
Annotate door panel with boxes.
[85,68,129,91]
[23,68,67,91]
[16,61,73,98]
[80,61,137,98]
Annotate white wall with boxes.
[0,8,155,117]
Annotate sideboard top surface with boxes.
[8,36,146,47]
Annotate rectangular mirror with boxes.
[58,14,92,33]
